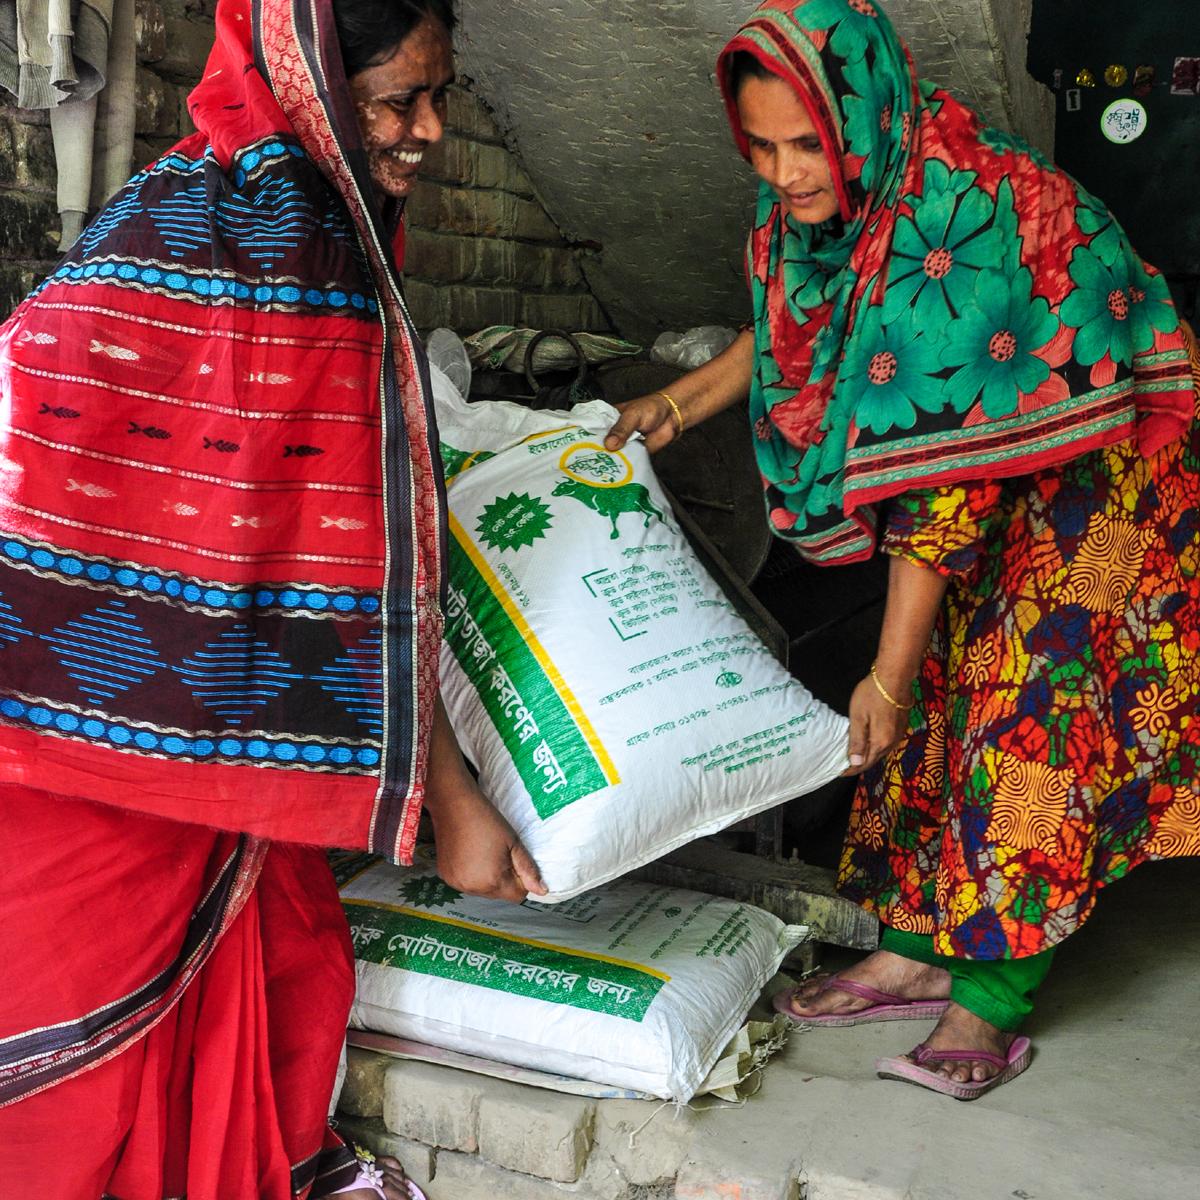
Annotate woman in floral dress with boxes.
[606,0,1200,1098]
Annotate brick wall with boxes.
[333,1048,805,1199]
[0,0,609,335]
[0,91,59,312]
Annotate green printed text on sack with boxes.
[345,900,665,1021]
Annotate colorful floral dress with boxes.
[838,404,1200,958]
[718,0,1200,962]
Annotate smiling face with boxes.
[736,73,841,225]
[348,13,454,200]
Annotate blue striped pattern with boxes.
[311,631,384,735]
[0,593,30,647]
[215,177,320,268]
[176,626,304,725]
[148,184,212,258]
[41,600,164,706]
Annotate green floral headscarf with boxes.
[718,0,1193,564]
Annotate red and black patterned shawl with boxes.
[0,0,447,863]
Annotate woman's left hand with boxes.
[425,696,548,902]
[428,775,548,903]
[843,554,949,776]
[842,673,910,776]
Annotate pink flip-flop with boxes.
[874,1036,1033,1100]
[773,977,951,1027]
[331,1159,428,1199]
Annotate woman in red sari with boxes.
[0,1,541,1195]
[608,0,1200,1099]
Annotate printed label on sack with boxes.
[344,900,666,1021]
[444,512,618,818]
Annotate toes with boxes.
[378,1156,408,1179]
[792,978,827,1004]
[935,1060,998,1084]
[932,1060,984,1084]
[785,984,832,1017]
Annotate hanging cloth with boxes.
[0,0,136,245]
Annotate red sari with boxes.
[0,0,446,1192]
[0,790,356,1198]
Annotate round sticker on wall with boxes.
[1101,98,1148,144]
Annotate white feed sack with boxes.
[431,364,850,901]
[337,853,806,1102]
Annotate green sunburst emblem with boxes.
[476,492,553,552]
[399,877,462,909]
[716,671,743,689]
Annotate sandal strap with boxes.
[910,1042,1009,1069]
[819,977,910,1007]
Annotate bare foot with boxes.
[784,950,950,1020]
[904,1003,1014,1083]
[337,1155,416,1200]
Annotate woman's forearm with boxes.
[874,554,950,695]
[668,328,755,427]
[605,328,755,453]
[423,696,474,815]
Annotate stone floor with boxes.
[337,856,1200,1199]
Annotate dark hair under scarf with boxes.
[333,0,456,77]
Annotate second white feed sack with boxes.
[433,365,849,901]
[338,852,806,1102]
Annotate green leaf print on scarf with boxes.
[1128,261,1178,355]
[781,248,833,326]
[1059,245,1135,368]
[918,77,944,118]
[978,125,1055,172]
[1077,194,1125,267]
[940,267,1060,419]
[841,305,944,434]
[796,0,877,62]
[841,53,893,166]
[809,321,842,384]
[882,161,1005,326]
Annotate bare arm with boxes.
[423,697,548,901]
[844,554,949,774]
[604,328,755,453]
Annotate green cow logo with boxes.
[551,476,665,540]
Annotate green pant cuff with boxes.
[879,925,940,967]
[949,977,1026,1032]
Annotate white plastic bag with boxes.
[431,364,849,901]
[426,327,472,398]
[650,325,738,369]
[337,851,806,1102]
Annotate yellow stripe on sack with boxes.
[444,450,490,487]
[447,511,619,784]
[350,898,672,982]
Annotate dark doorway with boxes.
[1028,0,1200,320]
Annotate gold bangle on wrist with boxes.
[869,663,910,711]
[656,390,685,436]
